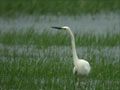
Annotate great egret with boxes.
[52,26,91,76]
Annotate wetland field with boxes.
[0,13,120,90]
[0,0,120,89]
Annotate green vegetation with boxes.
[0,30,119,47]
[0,0,120,16]
[0,0,120,89]
[0,30,120,89]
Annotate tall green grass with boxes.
[0,30,120,89]
[0,30,119,47]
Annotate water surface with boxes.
[0,12,119,34]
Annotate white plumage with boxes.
[73,59,91,76]
[52,26,91,76]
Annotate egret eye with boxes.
[62,28,66,30]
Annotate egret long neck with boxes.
[67,29,78,64]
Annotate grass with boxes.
[0,0,120,16]
[0,29,119,47]
[0,30,120,89]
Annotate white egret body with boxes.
[52,26,91,76]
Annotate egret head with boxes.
[52,26,70,31]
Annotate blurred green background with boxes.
[0,0,120,16]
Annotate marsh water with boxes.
[0,12,120,34]
[0,12,119,61]
[0,12,120,62]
